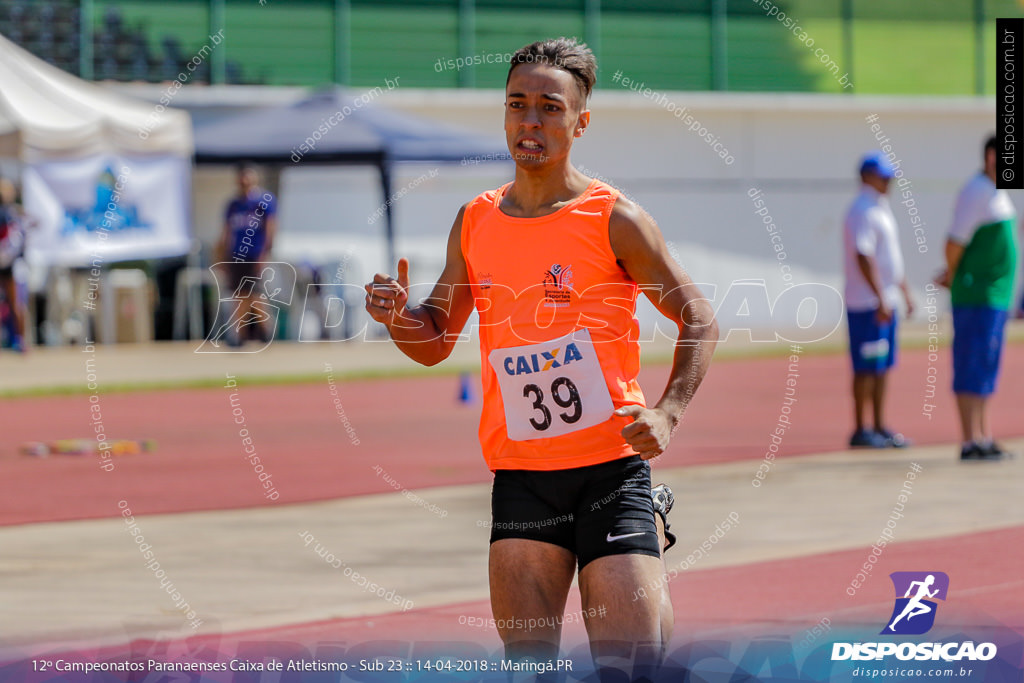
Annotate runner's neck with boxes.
[501,167,593,218]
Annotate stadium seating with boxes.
[0,0,252,83]
[0,0,1019,93]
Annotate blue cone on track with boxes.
[458,372,472,404]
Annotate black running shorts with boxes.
[489,455,661,569]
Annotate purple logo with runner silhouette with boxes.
[881,571,949,635]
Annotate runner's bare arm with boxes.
[608,198,718,459]
[364,206,475,366]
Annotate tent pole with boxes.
[380,160,395,269]
[186,156,203,341]
[187,239,203,341]
[99,266,114,344]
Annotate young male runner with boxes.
[365,38,717,669]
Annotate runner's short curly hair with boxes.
[506,37,597,105]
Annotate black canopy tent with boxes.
[192,89,509,266]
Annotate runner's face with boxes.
[504,63,588,168]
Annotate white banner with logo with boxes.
[22,155,191,266]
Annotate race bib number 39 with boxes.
[488,328,614,441]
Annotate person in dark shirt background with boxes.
[216,163,278,345]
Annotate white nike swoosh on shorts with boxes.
[606,531,647,543]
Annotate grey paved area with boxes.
[2,440,1021,655]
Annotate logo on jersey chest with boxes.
[543,263,574,308]
[502,343,584,375]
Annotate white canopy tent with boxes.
[0,32,194,343]
[0,32,191,162]
[0,31,193,268]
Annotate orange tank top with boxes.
[461,178,646,471]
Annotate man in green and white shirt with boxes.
[938,136,1019,461]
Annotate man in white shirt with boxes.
[843,152,915,448]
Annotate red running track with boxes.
[10,526,1022,665]
[214,524,1024,643]
[1,343,1022,526]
